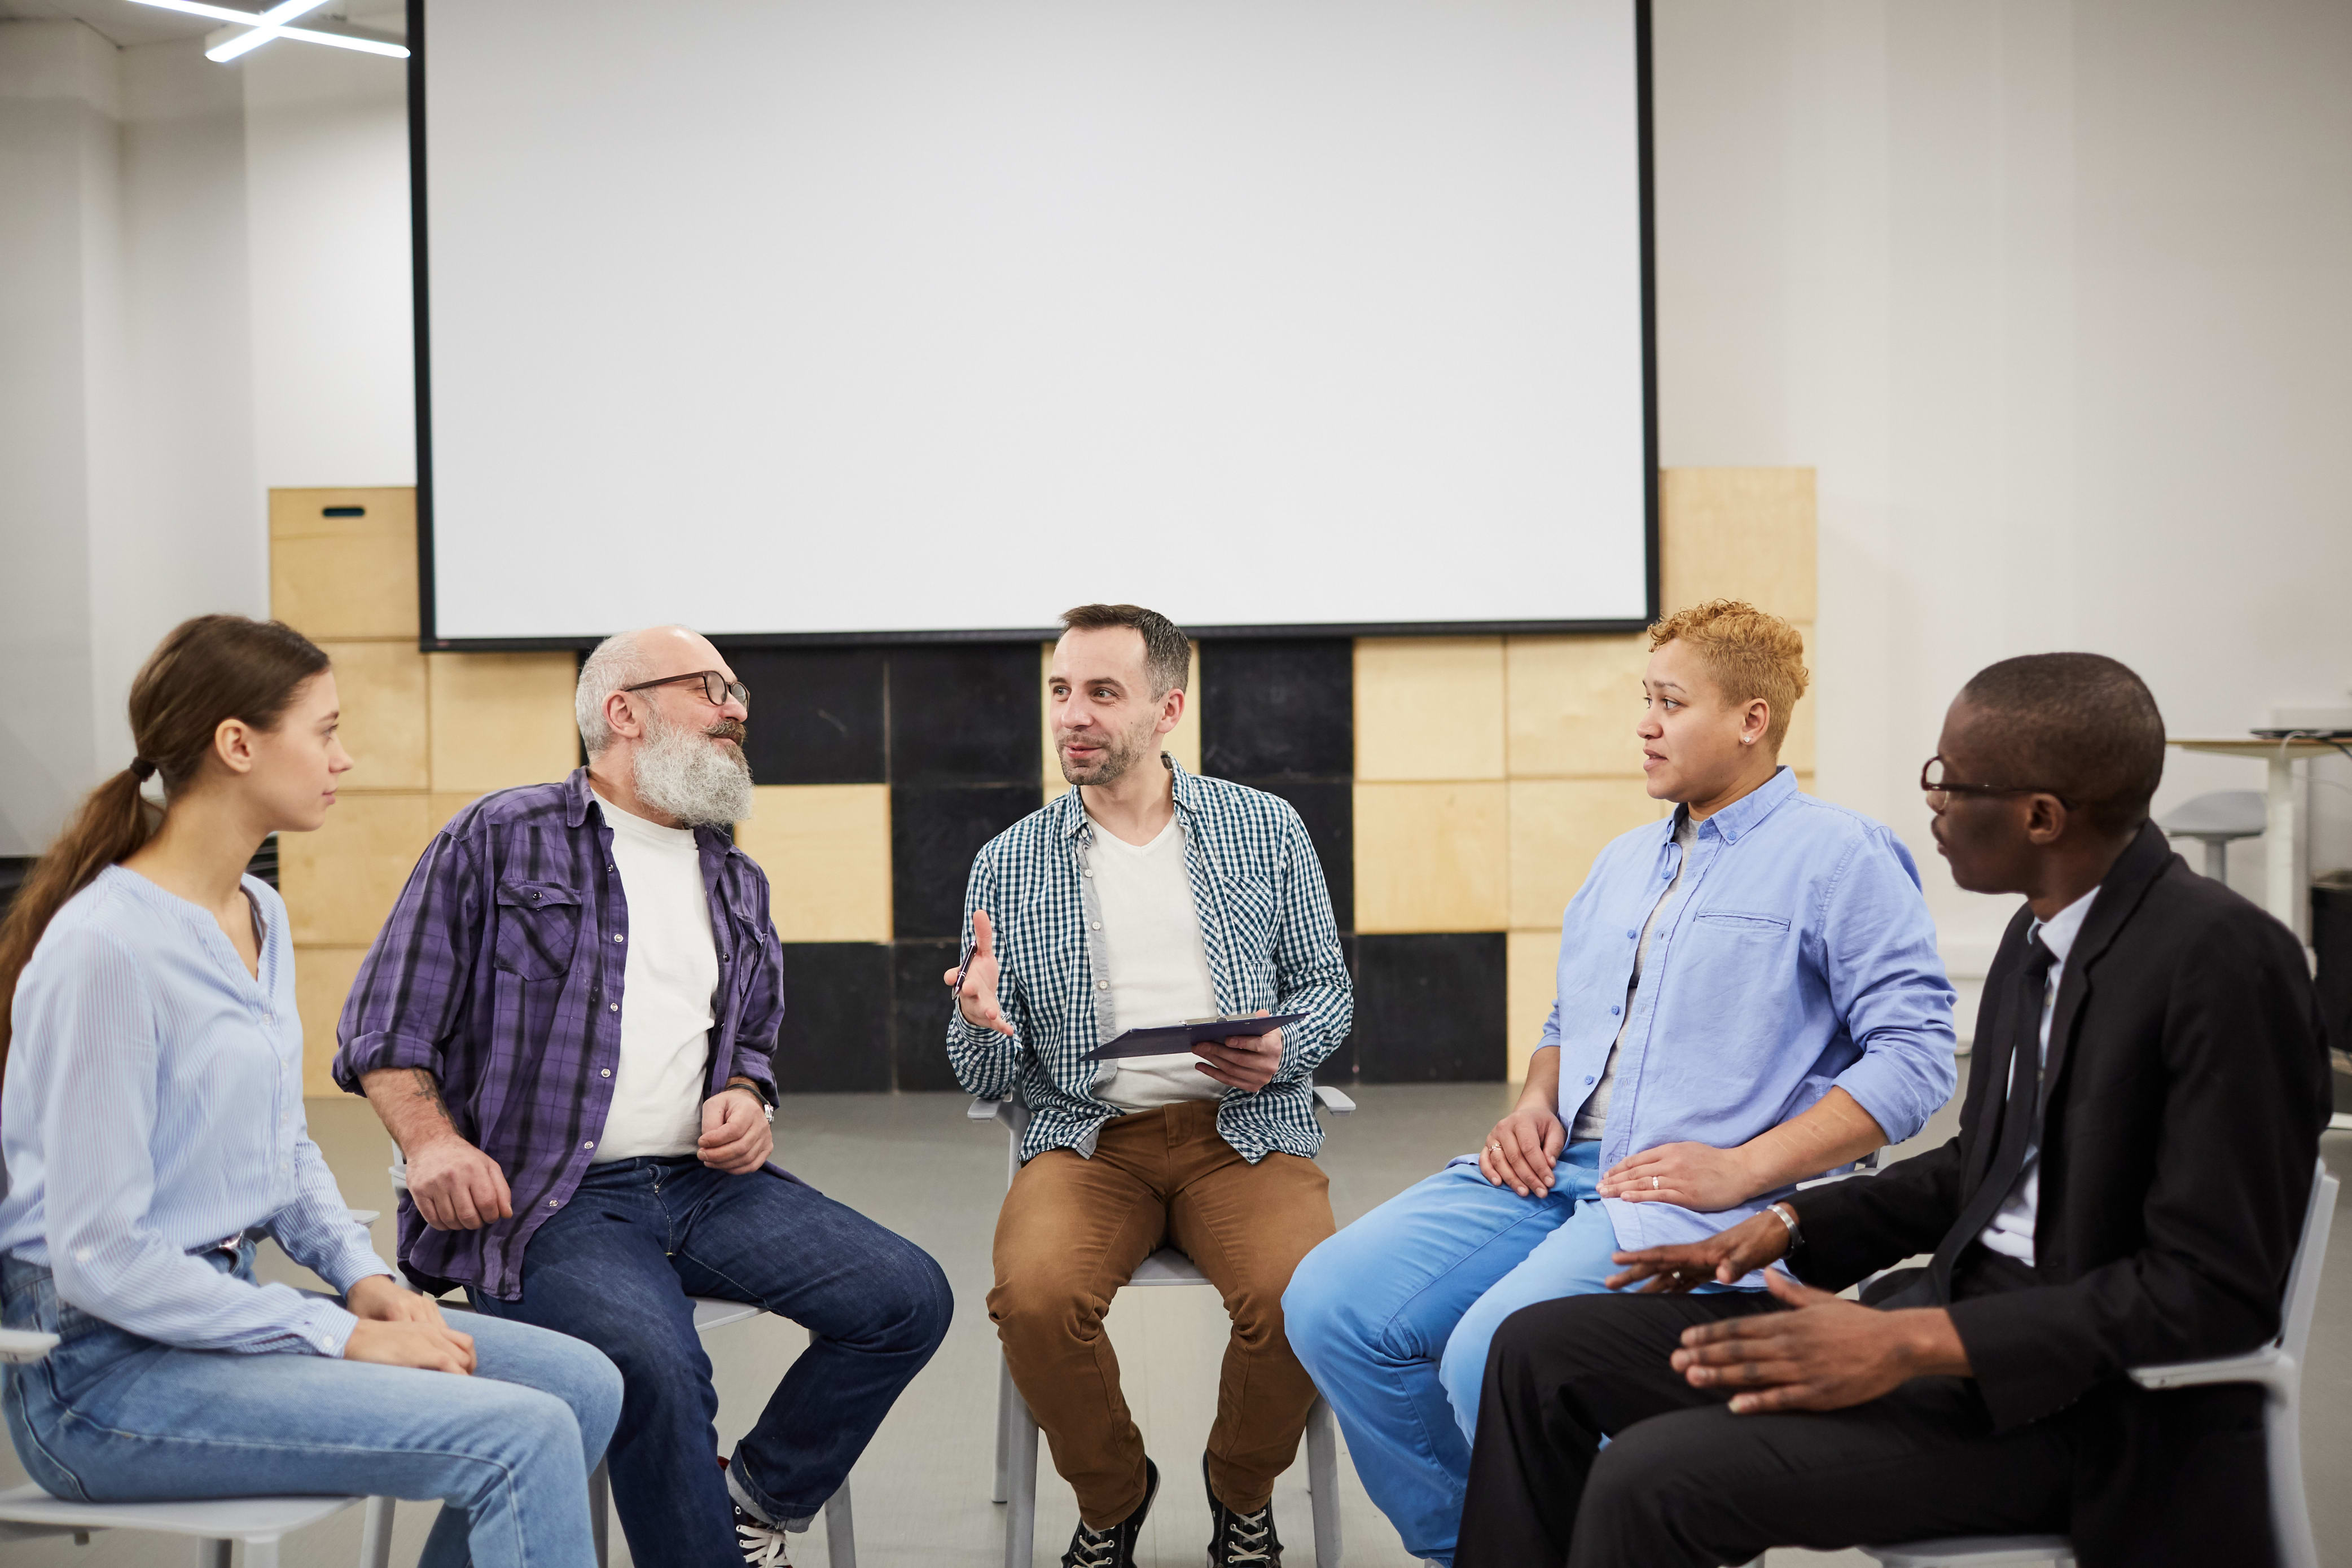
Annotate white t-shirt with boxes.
[591,792,719,1162]
[1977,886,2100,1264]
[1086,815,1224,1113]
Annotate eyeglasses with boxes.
[622,670,751,709]
[1919,755,2070,808]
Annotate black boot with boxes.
[1203,1453,1283,1566]
[1061,1457,1159,1568]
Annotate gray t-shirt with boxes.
[1569,810,1696,1143]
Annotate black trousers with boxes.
[1456,1291,2078,1568]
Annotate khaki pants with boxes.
[987,1099,1337,1527]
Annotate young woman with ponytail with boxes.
[0,614,621,1568]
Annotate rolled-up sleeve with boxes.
[1817,829,1959,1143]
[334,828,484,1091]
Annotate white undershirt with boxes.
[1977,886,2100,1264]
[1086,816,1223,1113]
[591,791,719,1162]
[1570,811,1695,1142]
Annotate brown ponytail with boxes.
[0,616,330,1066]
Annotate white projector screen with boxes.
[416,0,1655,644]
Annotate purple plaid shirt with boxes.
[332,768,783,1299]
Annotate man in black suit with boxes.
[1454,652,2330,1568]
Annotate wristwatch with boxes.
[719,1081,775,1123]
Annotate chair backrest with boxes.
[2279,1157,2337,1363]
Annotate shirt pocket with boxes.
[1221,876,1281,955]
[493,879,583,980]
[1686,909,1792,938]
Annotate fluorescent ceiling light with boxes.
[206,0,334,62]
[126,0,410,59]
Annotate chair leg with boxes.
[1304,1395,1342,1566]
[358,1495,397,1568]
[824,1479,857,1568]
[993,1354,1015,1504]
[589,1457,612,1568]
[2268,1385,2320,1568]
[193,1540,232,1568]
[1004,1380,1040,1568]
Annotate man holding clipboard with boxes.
[945,604,1352,1568]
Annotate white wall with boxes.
[0,21,410,854]
[1651,0,2352,967]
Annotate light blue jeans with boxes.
[1283,1143,1633,1566]
[3,1246,621,1568]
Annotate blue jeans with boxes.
[1284,1143,1631,1566]
[468,1158,951,1568]
[2,1246,620,1568]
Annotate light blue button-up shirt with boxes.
[0,868,389,1355]
[1537,767,1956,1255]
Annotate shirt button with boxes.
[1584,1075,1596,1084]
[1096,981,1108,991]
[583,1140,595,1149]
[600,1068,612,1077]
[1609,1004,1621,1016]
[1626,930,1638,939]
[608,1003,619,1012]
[613,933,625,943]
[1082,869,1093,877]
[1090,923,1101,931]
[547,1199,560,1208]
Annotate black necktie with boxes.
[1923,932,2056,1301]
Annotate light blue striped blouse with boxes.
[0,866,390,1355]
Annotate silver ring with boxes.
[1652,1176,1661,1190]
[1489,1142,1502,1153]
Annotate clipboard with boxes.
[1092,1012,1306,1061]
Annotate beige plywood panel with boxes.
[1507,778,1670,931]
[280,792,437,947]
[429,652,581,796]
[1658,468,1816,623]
[733,784,893,943]
[1504,634,1651,779]
[1507,929,1563,1083]
[1353,780,1508,933]
[269,487,418,642]
[431,792,488,833]
[1042,640,1201,804]
[293,945,367,1096]
[319,640,428,791]
[1355,638,1506,781]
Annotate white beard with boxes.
[631,706,754,827]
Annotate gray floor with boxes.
[7,1057,2350,1567]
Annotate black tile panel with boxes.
[890,782,1042,939]
[891,939,969,1092]
[1353,933,1507,1083]
[1230,777,1352,936]
[721,647,887,785]
[888,645,1042,786]
[1199,638,1353,780]
[770,942,892,1093]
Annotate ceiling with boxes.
[0,0,405,49]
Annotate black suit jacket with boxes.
[1791,822,2328,1567]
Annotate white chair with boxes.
[0,1210,396,1568]
[969,1085,1354,1568]
[1860,1156,2337,1568]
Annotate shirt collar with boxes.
[1693,765,1799,845]
[1057,752,1194,839]
[2030,885,2100,968]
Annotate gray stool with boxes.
[2158,789,2265,879]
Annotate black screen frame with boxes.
[407,0,1660,652]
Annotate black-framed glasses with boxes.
[622,670,751,709]
[1920,755,2070,807]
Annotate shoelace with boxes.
[735,1515,793,1568]
[1218,1506,1274,1566]
[1066,1523,1122,1568]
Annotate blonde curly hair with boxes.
[1647,600,1809,750]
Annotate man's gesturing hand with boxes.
[1195,1011,1282,1093]
[699,1083,773,1173]
[1605,1209,1789,1293]
[942,909,1015,1036]
[1669,1270,1971,1413]
[406,1133,513,1232]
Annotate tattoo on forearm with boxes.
[407,1068,453,1122]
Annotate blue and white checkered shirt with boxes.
[946,757,1353,1164]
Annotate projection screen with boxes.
[414,0,1655,645]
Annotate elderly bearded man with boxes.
[948,604,1353,1568]
[336,626,951,1568]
